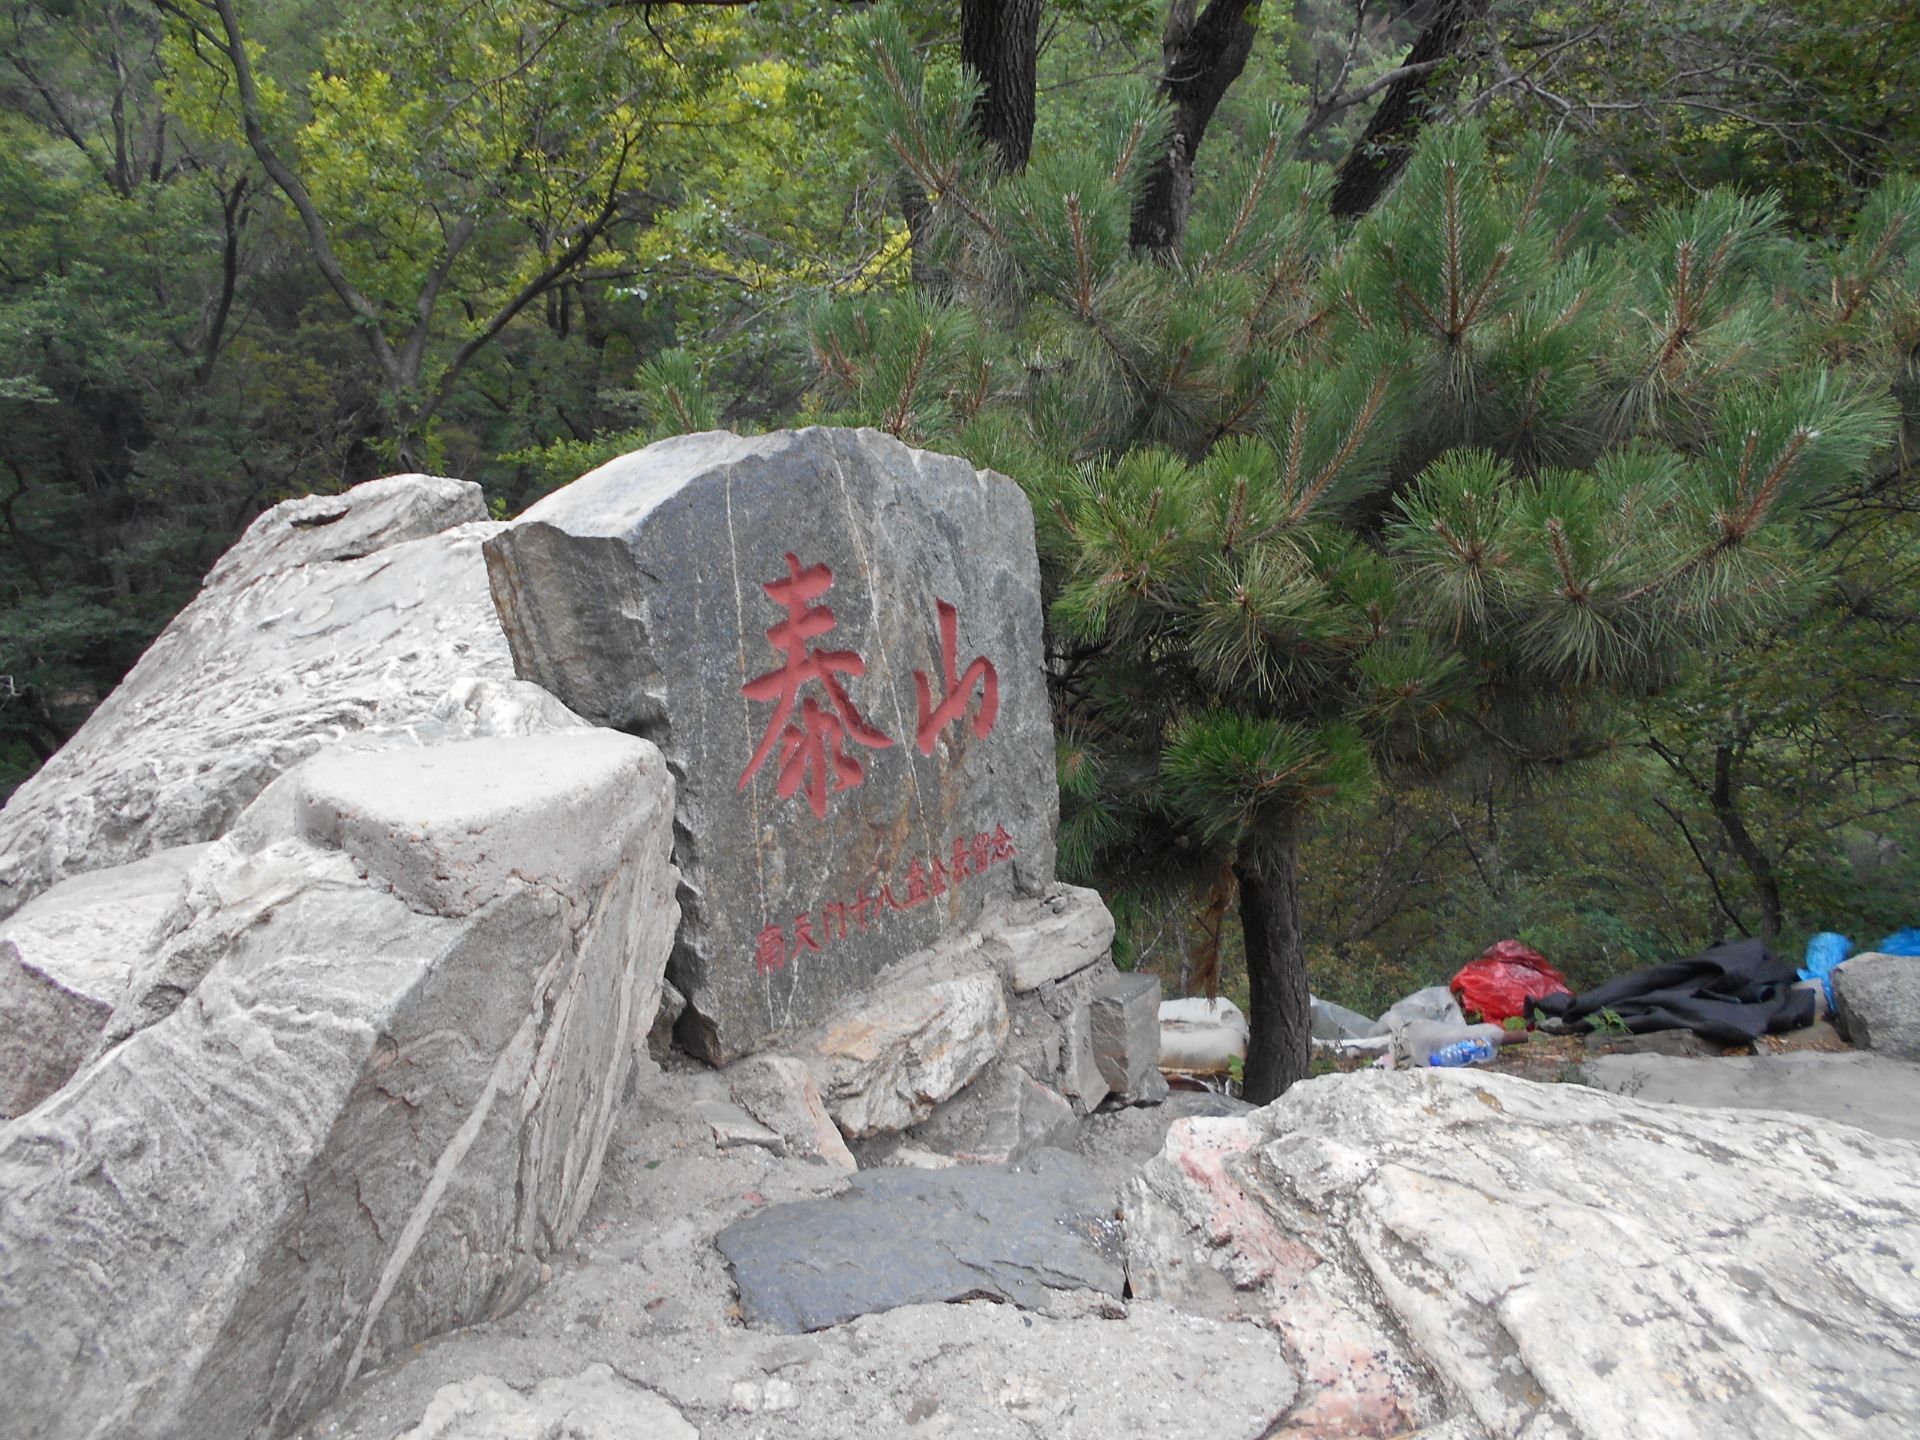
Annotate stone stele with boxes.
[485,428,1057,1062]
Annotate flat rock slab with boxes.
[718,1148,1125,1332]
[1581,1050,1920,1142]
[485,428,1057,1061]
[301,1300,1293,1440]
[1127,1069,1920,1439]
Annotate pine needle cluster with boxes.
[785,16,1916,1096]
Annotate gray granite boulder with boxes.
[0,474,515,917]
[1835,952,1920,1059]
[1091,971,1162,1098]
[484,428,1057,1062]
[1126,1069,1920,1439]
[0,727,680,1440]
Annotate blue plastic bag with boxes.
[1800,932,1852,1008]
[1877,928,1920,957]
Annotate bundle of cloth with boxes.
[1528,937,1816,1044]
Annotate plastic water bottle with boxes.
[1427,1037,1497,1067]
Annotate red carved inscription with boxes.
[751,826,1019,974]
[738,553,892,819]
[914,598,999,754]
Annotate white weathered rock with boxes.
[298,733,653,917]
[1126,1068,1920,1439]
[701,1098,789,1156]
[978,883,1114,991]
[0,729,680,1440]
[728,1054,857,1170]
[1835,952,1920,1060]
[790,956,1009,1139]
[0,474,513,917]
[397,1366,697,1440]
[0,844,210,1117]
[307,1298,1295,1440]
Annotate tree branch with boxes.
[162,0,405,392]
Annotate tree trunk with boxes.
[961,0,1041,175]
[1129,0,1262,259]
[901,187,945,295]
[1327,0,1490,220]
[1710,740,1783,940]
[1236,822,1312,1104]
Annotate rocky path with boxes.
[298,1068,1294,1440]
[298,1055,1920,1440]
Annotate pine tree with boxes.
[799,18,1914,1101]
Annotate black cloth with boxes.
[1528,937,1816,1045]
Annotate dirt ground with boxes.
[1307,1012,1856,1087]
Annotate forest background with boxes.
[4,0,1917,1078]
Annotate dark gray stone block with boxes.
[485,429,1058,1061]
[1091,972,1161,1095]
[717,1148,1124,1332]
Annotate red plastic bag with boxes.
[1450,940,1571,1026]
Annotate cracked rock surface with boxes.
[718,1146,1125,1332]
[1127,1067,1920,1439]
[0,725,680,1440]
[300,1054,1920,1440]
[0,474,515,917]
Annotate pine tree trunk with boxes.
[1129,0,1262,258]
[961,0,1040,175]
[902,189,944,294]
[1235,823,1312,1104]
[1710,740,1784,940]
[1327,0,1490,220]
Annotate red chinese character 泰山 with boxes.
[914,598,999,754]
[738,553,893,818]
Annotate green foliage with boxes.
[6,0,1918,1058]
[813,18,1916,1078]
[0,0,886,784]
[1589,1007,1632,1039]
